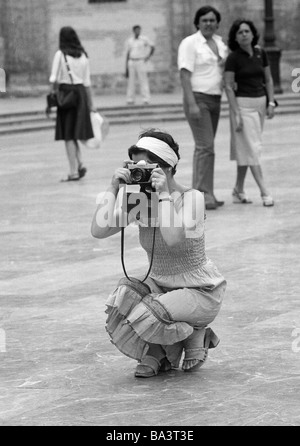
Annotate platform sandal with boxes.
[135,356,171,378]
[135,356,161,378]
[78,164,87,179]
[182,327,220,372]
[261,195,274,207]
[232,188,252,204]
[60,174,80,182]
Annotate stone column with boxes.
[263,0,282,93]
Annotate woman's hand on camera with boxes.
[111,167,131,189]
[151,167,169,193]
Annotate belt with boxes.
[129,58,145,61]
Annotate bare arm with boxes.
[224,70,243,132]
[179,68,200,119]
[264,66,276,119]
[158,190,204,246]
[91,168,131,239]
[49,81,56,93]
[125,51,130,78]
[150,168,204,246]
[85,86,96,112]
[145,45,155,62]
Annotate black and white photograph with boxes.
[0,0,299,429]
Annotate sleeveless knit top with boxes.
[139,226,207,276]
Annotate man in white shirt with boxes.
[178,6,228,210]
[125,25,155,105]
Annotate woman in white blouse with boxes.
[49,27,95,182]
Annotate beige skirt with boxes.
[230,96,266,166]
[105,275,226,368]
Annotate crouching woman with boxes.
[91,129,226,378]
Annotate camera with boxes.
[127,161,158,185]
[125,161,158,194]
[122,161,159,221]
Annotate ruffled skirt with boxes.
[105,276,226,368]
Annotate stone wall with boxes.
[0,0,49,91]
[48,0,173,94]
[1,0,299,94]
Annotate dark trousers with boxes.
[184,92,221,205]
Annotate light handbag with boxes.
[81,111,110,149]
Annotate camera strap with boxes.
[121,226,157,283]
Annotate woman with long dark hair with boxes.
[49,26,94,181]
[224,19,276,206]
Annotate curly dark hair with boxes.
[128,128,180,175]
[227,19,260,51]
[193,6,221,29]
[59,26,88,58]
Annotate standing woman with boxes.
[49,26,94,182]
[224,19,275,206]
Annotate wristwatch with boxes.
[268,101,276,107]
[159,195,174,203]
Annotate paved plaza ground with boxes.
[0,111,300,426]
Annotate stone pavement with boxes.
[0,111,300,426]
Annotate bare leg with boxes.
[147,344,165,362]
[235,165,248,192]
[182,327,206,371]
[74,141,82,167]
[74,141,87,178]
[233,165,252,203]
[249,165,270,196]
[182,327,219,372]
[65,140,79,177]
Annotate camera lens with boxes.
[131,168,146,183]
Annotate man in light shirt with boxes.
[125,25,155,105]
[178,6,228,210]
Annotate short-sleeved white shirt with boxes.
[126,35,154,59]
[178,31,228,95]
[49,50,91,87]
